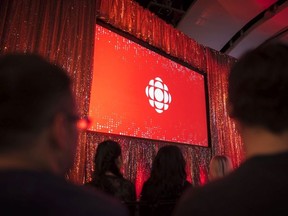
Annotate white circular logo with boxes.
[145,77,172,113]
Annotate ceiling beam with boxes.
[220,0,288,54]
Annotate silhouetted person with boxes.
[173,43,288,216]
[140,145,192,216]
[0,54,128,216]
[86,140,136,204]
[208,155,233,181]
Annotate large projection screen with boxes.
[88,23,209,147]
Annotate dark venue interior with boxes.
[0,0,288,215]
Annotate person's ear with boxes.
[47,113,74,175]
[115,156,122,169]
[49,113,67,151]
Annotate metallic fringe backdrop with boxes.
[0,0,244,196]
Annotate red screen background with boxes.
[88,25,208,146]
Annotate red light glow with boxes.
[88,25,209,146]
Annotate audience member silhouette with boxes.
[208,155,233,181]
[173,43,288,216]
[86,140,136,203]
[140,145,192,216]
[0,54,127,216]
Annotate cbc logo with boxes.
[145,77,172,113]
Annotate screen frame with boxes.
[89,19,211,148]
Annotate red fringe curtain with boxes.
[0,0,244,192]
[95,0,243,177]
[205,49,244,167]
[96,0,207,73]
[0,0,97,184]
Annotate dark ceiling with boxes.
[133,0,288,59]
[134,0,196,27]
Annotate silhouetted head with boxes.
[0,53,78,174]
[150,145,187,185]
[228,43,288,133]
[208,155,233,181]
[94,140,123,178]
